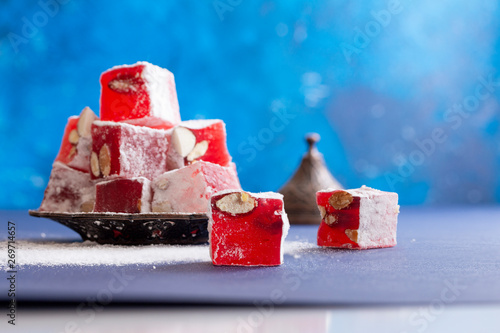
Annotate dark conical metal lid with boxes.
[279,133,343,225]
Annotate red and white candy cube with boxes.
[55,107,98,173]
[39,61,245,218]
[39,162,95,212]
[90,121,169,180]
[152,161,241,213]
[316,186,399,249]
[100,61,180,125]
[94,177,151,213]
[209,190,289,266]
[169,119,232,168]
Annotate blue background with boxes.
[0,0,499,209]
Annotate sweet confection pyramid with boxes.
[39,61,241,214]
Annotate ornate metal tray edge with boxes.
[29,210,209,246]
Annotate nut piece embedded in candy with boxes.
[318,206,327,219]
[171,127,196,157]
[68,146,77,159]
[186,140,209,162]
[68,130,80,144]
[80,200,95,213]
[108,75,141,94]
[156,178,169,191]
[215,192,257,215]
[99,144,111,177]
[324,214,337,226]
[329,191,353,210]
[152,200,172,212]
[90,152,100,177]
[241,191,250,202]
[77,106,98,138]
[345,229,358,242]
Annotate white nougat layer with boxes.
[142,62,180,125]
[357,187,399,248]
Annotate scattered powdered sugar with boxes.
[0,241,210,268]
[0,240,317,268]
[283,240,316,257]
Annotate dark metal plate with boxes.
[28,210,209,245]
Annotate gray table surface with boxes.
[1,207,499,305]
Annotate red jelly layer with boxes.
[210,193,284,266]
[94,178,151,213]
[100,64,150,122]
[55,117,79,166]
[316,191,361,248]
[190,121,231,166]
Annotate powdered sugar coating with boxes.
[318,185,384,198]
[103,62,180,125]
[67,136,92,172]
[39,162,95,213]
[208,190,290,265]
[92,120,170,133]
[357,190,399,248]
[178,119,222,129]
[91,121,170,180]
[152,161,241,213]
[142,62,181,125]
[212,189,283,200]
[317,186,399,249]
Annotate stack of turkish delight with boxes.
[39,61,241,214]
[38,61,400,266]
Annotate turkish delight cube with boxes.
[94,177,151,213]
[39,162,95,212]
[90,121,169,180]
[316,186,399,249]
[209,190,289,266]
[100,61,180,125]
[152,161,241,213]
[55,107,98,173]
[168,119,232,168]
